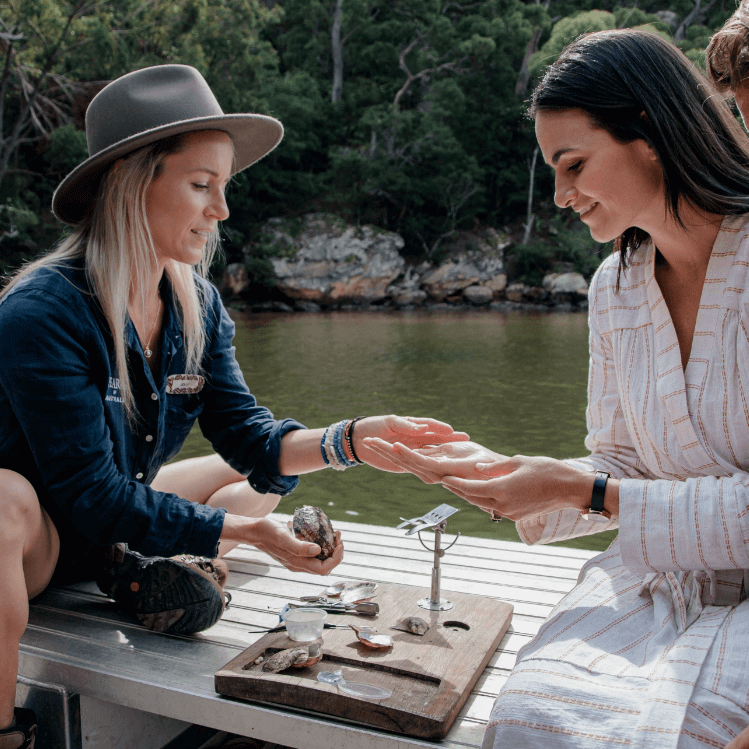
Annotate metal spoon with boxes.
[300,594,377,607]
[288,601,379,616]
[249,622,375,634]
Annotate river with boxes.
[181,308,617,552]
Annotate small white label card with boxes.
[166,374,205,395]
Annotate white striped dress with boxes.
[484,214,749,749]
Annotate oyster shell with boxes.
[349,624,392,649]
[339,582,377,604]
[293,506,337,561]
[325,580,378,600]
[291,642,322,668]
[325,581,351,597]
[391,616,429,636]
[262,646,310,673]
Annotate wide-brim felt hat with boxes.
[52,64,283,225]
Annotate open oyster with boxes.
[325,580,378,599]
[349,624,392,649]
[340,582,377,604]
[293,506,337,561]
[291,642,322,668]
[261,646,311,673]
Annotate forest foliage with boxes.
[0,0,739,283]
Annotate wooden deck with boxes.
[19,514,598,749]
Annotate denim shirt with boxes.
[0,261,304,563]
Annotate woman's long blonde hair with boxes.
[1,133,221,423]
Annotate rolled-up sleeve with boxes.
[196,285,306,495]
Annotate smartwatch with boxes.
[581,471,612,522]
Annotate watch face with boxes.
[581,511,610,523]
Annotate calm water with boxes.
[181,308,617,552]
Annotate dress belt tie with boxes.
[638,569,717,634]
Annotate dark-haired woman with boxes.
[0,64,467,749]
[366,29,749,749]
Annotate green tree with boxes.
[529,11,618,80]
[265,0,535,256]
[2,0,743,279]
[0,0,106,189]
[0,0,282,265]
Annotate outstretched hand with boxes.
[352,416,469,473]
[361,441,596,523]
[247,517,344,575]
[361,439,502,483]
[440,455,591,522]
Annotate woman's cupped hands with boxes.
[351,416,470,473]
[361,438,500,483]
[362,439,586,523]
[247,517,344,575]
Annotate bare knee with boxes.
[152,454,247,503]
[251,491,281,516]
[0,471,40,546]
[0,471,58,594]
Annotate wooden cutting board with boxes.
[215,582,513,739]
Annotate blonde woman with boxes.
[0,65,467,749]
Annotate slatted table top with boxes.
[20,514,598,749]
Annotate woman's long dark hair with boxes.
[529,29,749,278]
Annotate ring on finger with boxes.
[490,510,503,523]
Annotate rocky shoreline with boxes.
[227,296,588,315]
[220,213,590,314]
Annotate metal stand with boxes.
[396,504,461,612]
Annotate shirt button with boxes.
[135,472,144,480]
[151,393,158,401]
[145,435,154,442]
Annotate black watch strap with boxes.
[590,471,610,513]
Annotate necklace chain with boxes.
[143,296,162,360]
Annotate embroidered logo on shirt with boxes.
[105,376,123,404]
[166,374,205,395]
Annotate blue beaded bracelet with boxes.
[320,425,331,466]
[332,419,356,468]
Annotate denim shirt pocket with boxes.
[164,391,205,461]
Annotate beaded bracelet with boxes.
[320,425,331,466]
[332,420,350,466]
[325,420,341,467]
[338,421,358,468]
[321,424,340,469]
[345,416,365,465]
[320,419,362,470]
[323,424,345,471]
